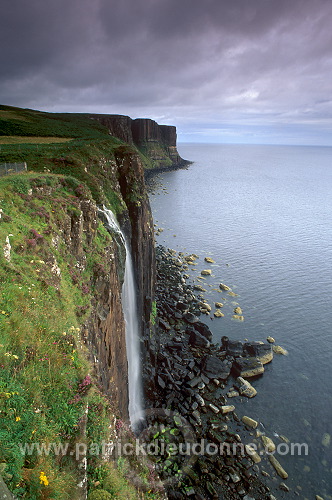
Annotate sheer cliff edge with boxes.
[90,114,189,172]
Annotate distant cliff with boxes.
[90,114,188,170]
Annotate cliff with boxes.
[0,105,158,499]
[90,114,187,170]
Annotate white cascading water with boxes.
[99,207,143,431]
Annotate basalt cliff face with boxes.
[90,114,187,170]
[83,147,155,420]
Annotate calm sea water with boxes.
[149,144,332,498]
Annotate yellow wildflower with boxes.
[39,471,49,486]
[16,416,21,422]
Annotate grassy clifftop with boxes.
[0,105,112,139]
[0,105,153,180]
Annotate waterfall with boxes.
[99,207,143,430]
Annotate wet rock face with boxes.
[72,200,129,418]
[83,242,129,418]
[115,146,156,339]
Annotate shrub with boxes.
[26,238,37,247]
[88,490,113,500]
[11,177,30,194]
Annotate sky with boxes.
[1,0,332,145]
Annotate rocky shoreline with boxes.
[143,246,293,500]
[144,159,192,185]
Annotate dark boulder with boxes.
[201,355,232,380]
[192,321,213,341]
[232,357,264,378]
[158,318,171,331]
[244,342,273,364]
[157,376,166,389]
[227,340,244,357]
[167,490,183,500]
[188,330,210,348]
[184,312,199,324]
[176,301,189,311]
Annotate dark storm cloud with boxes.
[1,0,332,144]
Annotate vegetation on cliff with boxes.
[0,106,159,499]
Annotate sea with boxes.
[149,143,332,499]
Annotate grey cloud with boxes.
[1,0,332,144]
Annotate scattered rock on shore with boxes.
[219,282,231,291]
[232,314,245,321]
[261,435,276,453]
[268,455,288,479]
[242,416,258,429]
[236,377,258,398]
[273,345,288,355]
[244,342,273,364]
[322,433,330,447]
[221,405,235,414]
[245,444,261,463]
[146,245,286,499]
[233,358,264,378]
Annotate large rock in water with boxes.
[221,339,244,357]
[232,357,264,378]
[201,354,232,380]
[228,340,244,357]
[192,321,213,341]
[244,342,273,364]
[236,377,257,398]
[268,455,288,479]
